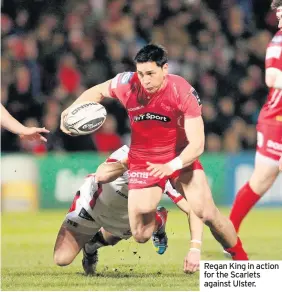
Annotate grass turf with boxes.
[1,208,282,290]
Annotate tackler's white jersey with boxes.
[79,145,130,215]
[64,146,131,238]
[64,145,183,238]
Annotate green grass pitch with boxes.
[2,207,282,291]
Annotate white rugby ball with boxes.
[64,102,107,135]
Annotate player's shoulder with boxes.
[270,30,282,45]
[111,72,137,89]
[107,145,129,161]
[167,74,192,88]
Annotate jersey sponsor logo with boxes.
[266,46,282,59]
[120,72,134,84]
[128,105,144,111]
[128,172,149,185]
[66,219,78,227]
[128,171,149,179]
[128,178,147,185]
[133,112,171,122]
[191,88,201,105]
[267,140,282,151]
[116,189,128,199]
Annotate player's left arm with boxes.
[147,117,204,178]
[178,116,205,168]
[95,158,128,183]
[184,208,203,273]
[279,155,282,171]
[147,81,203,177]
[175,199,203,273]
[165,180,202,273]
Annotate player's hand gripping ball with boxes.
[63,102,107,135]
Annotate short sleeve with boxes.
[265,45,282,70]
[106,145,129,162]
[176,80,202,118]
[108,72,135,101]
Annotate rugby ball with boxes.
[64,102,107,135]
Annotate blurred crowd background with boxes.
[1,0,278,155]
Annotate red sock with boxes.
[225,237,249,260]
[230,182,261,232]
[155,211,164,230]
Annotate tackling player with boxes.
[53,146,203,275]
[229,1,282,233]
[1,103,49,142]
[60,44,248,260]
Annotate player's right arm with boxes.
[95,158,128,183]
[95,145,130,183]
[60,72,133,135]
[60,79,113,134]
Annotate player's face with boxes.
[276,7,282,29]
[136,62,168,93]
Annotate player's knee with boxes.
[131,228,151,243]
[202,208,218,226]
[188,202,205,220]
[53,251,74,267]
[250,163,279,195]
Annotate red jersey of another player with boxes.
[258,30,282,125]
[109,72,202,167]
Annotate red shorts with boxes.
[128,159,203,191]
[256,123,282,161]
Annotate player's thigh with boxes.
[176,169,215,218]
[54,199,101,265]
[53,222,93,266]
[128,186,163,235]
[128,186,163,214]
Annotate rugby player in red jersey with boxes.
[229,1,282,233]
[61,44,248,260]
[53,145,203,275]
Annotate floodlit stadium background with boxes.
[1,0,282,291]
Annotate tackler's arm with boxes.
[95,158,128,183]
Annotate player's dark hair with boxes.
[271,0,282,9]
[134,44,168,67]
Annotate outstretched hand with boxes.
[19,127,50,143]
